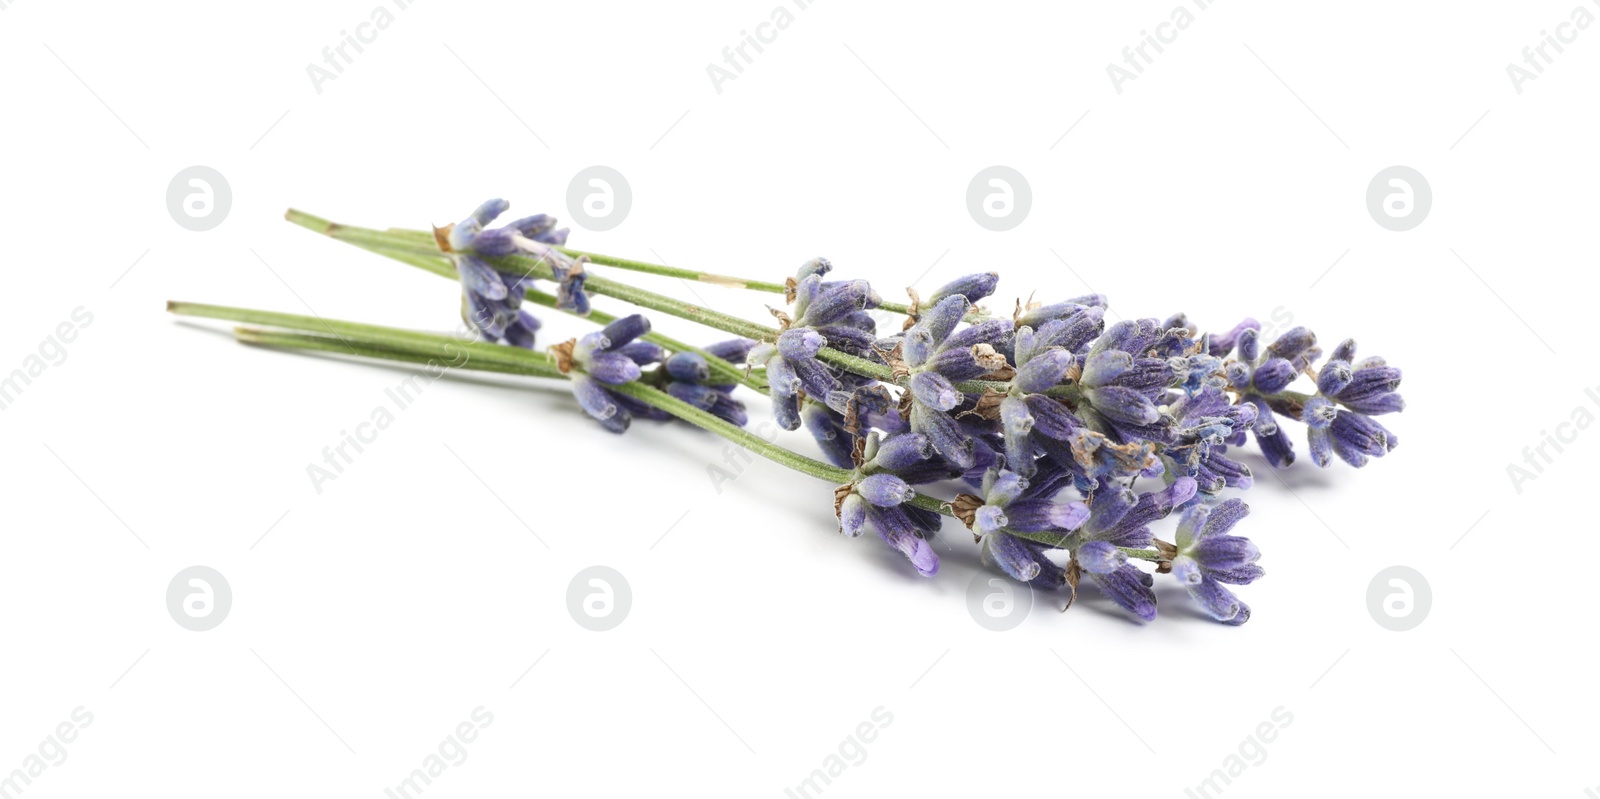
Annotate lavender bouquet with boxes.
[170,199,1404,626]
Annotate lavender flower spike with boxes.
[835,431,952,577]
[748,259,883,431]
[891,293,1013,468]
[441,200,592,329]
[553,314,660,434]
[441,199,543,348]
[953,462,1089,590]
[661,339,753,427]
[1072,477,1197,622]
[1170,498,1263,625]
[1305,339,1403,467]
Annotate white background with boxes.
[1,1,1595,796]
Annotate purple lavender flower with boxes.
[893,294,1013,469]
[1164,386,1258,494]
[661,339,753,427]
[1304,339,1402,467]
[1206,318,1261,358]
[443,200,592,336]
[1221,326,1321,467]
[835,431,955,577]
[1013,294,1108,331]
[748,259,882,431]
[442,200,543,347]
[803,385,904,469]
[926,272,999,307]
[986,311,1169,494]
[956,463,1089,589]
[1219,326,1402,469]
[998,313,1103,477]
[1171,498,1263,625]
[556,314,662,434]
[1074,476,1197,622]
[1076,319,1193,446]
[1144,313,1232,397]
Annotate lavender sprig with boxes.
[207,199,1415,628]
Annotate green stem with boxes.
[169,301,564,376]
[236,328,540,377]
[556,246,995,321]
[1119,547,1167,562]
[609,381,851,483]
[560,247,790,295]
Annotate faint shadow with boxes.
[1232,450,1338,492]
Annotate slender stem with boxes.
[169,301,561,375]
[609,381,851,483]
[236,328,541,377]
[557,247,989,321]
[559,247,789,295]
[1119,547,1167,562]
[372,225,795,299]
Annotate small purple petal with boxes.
[1076,540,1127,575]
[1090,564,1157,622]
[585,351,642,385]
[857,473,913,507]
[665,352,711,382]
[599,315,651,349]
